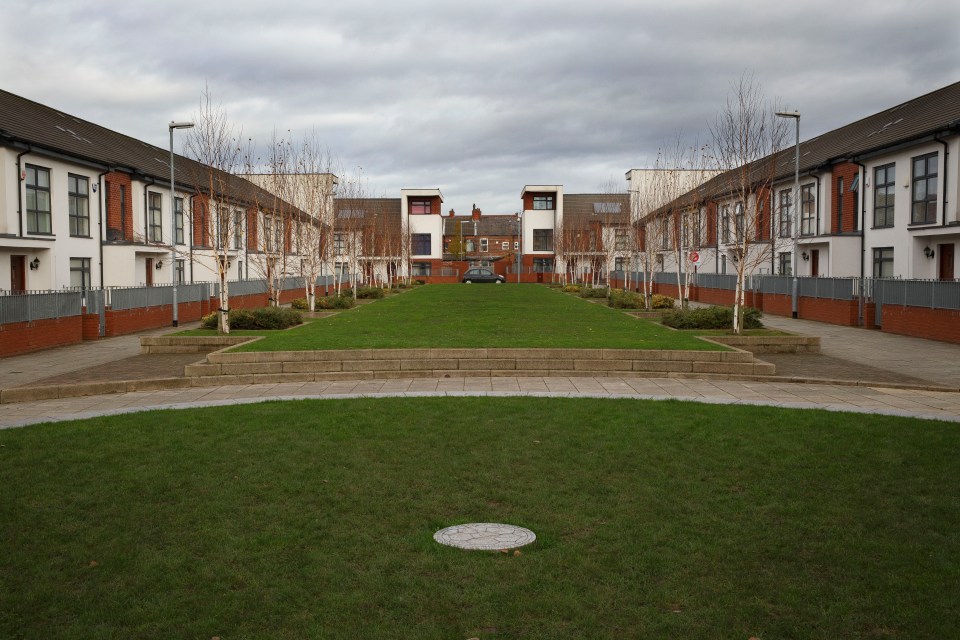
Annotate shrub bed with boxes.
[609,289,645,309]
[651,294,675,309]
[662,306,763,330]
[578,286,608,299]
[200,306,303,330]
[562,284,581,293]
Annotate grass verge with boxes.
[1,397,957,639]
[224,284,725,351]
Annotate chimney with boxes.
[448,208,455,217]
[471,204,481,221]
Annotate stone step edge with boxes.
[3,373,958,405]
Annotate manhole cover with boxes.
[433,523,536,550]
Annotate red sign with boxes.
[689,251,701,264]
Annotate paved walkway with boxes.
[3,376,959,428]
[4,314,960,427]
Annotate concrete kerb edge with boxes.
[2,371,959,405]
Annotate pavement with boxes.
[3,314,960,427]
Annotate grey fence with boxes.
[874,279,960,311]
[0,290,83,323]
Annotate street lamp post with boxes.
[169,121,194,327]
[776,110,800,318]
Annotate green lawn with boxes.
[223,284,724,351]
[2,398,958,639]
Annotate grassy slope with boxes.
[2,398,957,639]
[228,284,724,351]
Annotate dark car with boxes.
[462,267,505,284]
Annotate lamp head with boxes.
[775,111,801,119]
[169,121,195,130]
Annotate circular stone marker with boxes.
[433,523,536,550]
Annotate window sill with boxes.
[908,221,938,228]
[69,235,93,239]
[26,232,55,237]
[871,225,895,230]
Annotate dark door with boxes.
[938,244,955,280]
[10,255,26,292]
[145,258,154,286]
[810,250,820,277]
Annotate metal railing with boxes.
[0,290,83,323]
[874,278,960,311]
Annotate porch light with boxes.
[801,251,809,261]
[924,246,935,259]
[29,257,40,270]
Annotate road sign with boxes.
[689,251,701,264]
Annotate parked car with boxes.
[462,268,505,284]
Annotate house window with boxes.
[174,197,184,244]
[778,252,792,276]
[692,211,703,248]
[479,238,488,252]
[734,202,745,241]
[275,218,283,252]
[720,205,730,243]
[410,199,431,214]
[233,211,243,249]
[333,233,346,254]
[264,217,274,251]
[614,257,626,272]
[411,261,431,276]
[911,152,938,224]
[800,184,815,236]
[411,233,431,255]
[68,174,90,237]
[464,238,475,252]
[533,229,553,251]
[873,247,894,278]
[69,257,91,290]
[148,192,163,242]
[614,228,629,251]
[532,195,554,210]
[175,259,185,284]
[836,177,844,233]
[501,241,509,250]
[874,164,895,227]
[25,164,52,234]
[778,189,792,237]
[533,258,553,273]
[335,261,350,277]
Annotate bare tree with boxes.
[186,89,243,334]
[291,135,337,311]
[709,73,788,333]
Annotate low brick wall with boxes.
[0,316,84,357]
[880,305,960,344]
[708,335,821,354]
[140,335,253,354]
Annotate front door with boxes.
[938,244,955,280]
[10,255,26,292]
[145,258,154,286]
[810,250,820,277]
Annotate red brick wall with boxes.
[246,206,258,250]
[755,187,771,240]
[881,306,960,344]
[705,202,717,247]
[0,317,84,356]
[81,313,100,340]
[522,192,556,210]
[761,293,792,317]
[408,196,441,215]
[831,163,860,233]
[798,297,859,326]
[104,171,134,241]
[193,195,210,247]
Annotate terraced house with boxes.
[641,80,960,281]
[0,89,306,293]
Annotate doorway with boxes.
[10,255,26,292]
[810,250,820,277]
[938,244,955,280]
[145,258,154,286]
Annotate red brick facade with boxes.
[104,171,134,241]
[831,162,860,233]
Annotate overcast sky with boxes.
[2,0,958,214]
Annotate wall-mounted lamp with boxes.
[155,260,164,270]
[924,246,935,259]
[801,251,809,261]
[29,257,40,270]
